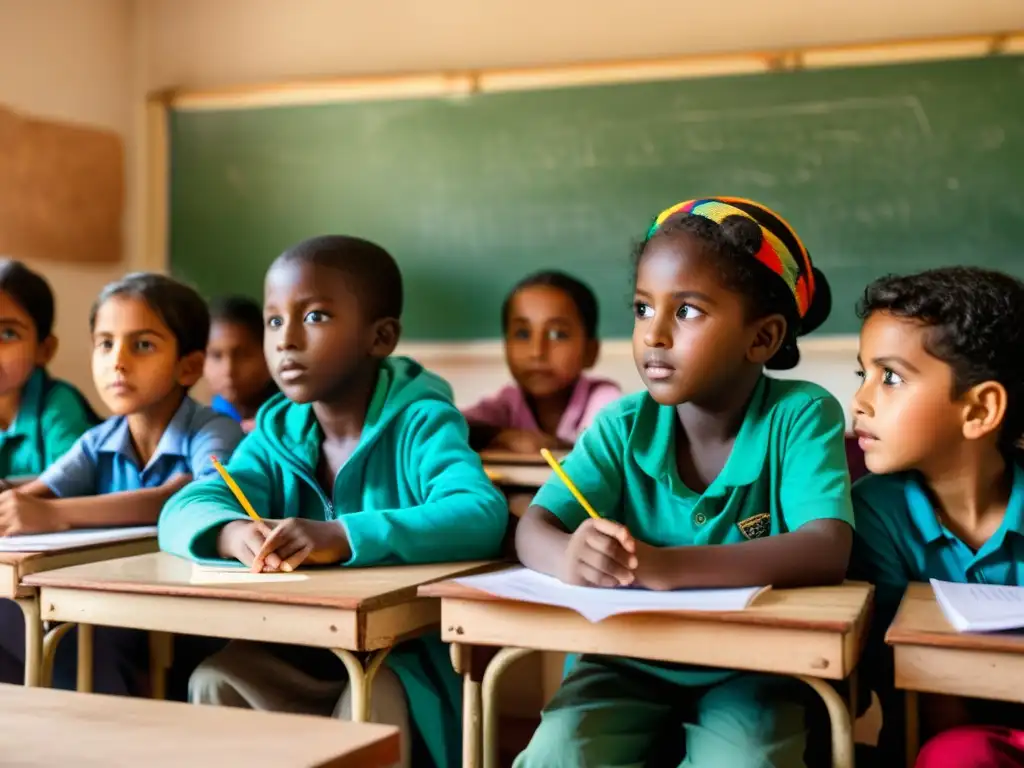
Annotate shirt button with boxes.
[694,512,707,525]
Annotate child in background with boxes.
[0,272,243,694]
[0,259,97,486]
[514,198,853,768]
[463,270,621,453]
[849,268,1024,768]
[205,296,276,432]
[159,236,508,768]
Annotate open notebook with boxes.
[0,526,157,553]
[931,578,1024,633]
[455,567,768,623]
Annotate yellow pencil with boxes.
[539,448,600,520]
[210,456,263,524]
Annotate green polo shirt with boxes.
[850,465,1024,748]
[0,368,96,479]
[535,375,854,685]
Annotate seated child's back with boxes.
[160,235,508,768]
[0,259,97,484]
[849,267,1024,765]
[463,270,621,453]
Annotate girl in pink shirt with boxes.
[464,270,621,452]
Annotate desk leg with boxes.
[40,623,75,688]
[452,644,482,768]
[148,631,173,700]
[482,647,535,768]
[331,647,390,723]
[15,596,41,687]
[905,691,919,768]
[76,624,94,693]
[796,676,854,768]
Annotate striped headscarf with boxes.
[648,197,818,320]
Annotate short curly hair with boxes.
[857,267,1024,452]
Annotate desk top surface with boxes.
[0,683,399,768]
[25,552,498,611]
[887,581,1024,654]
[423,571,874,633]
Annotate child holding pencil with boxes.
[514,199,854,768]
[159,236,508,768]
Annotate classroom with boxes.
[2,0,1024,766]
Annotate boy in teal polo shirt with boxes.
[159,236,508,768]
[850,268,1024,767]
[0,259,97,484]
[515,199,854,768]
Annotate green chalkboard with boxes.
[170,55,1024,339]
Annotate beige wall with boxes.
[137,0,1024,89]
[0,0,135,407]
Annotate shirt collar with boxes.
[6,368,46,438]
[633,375,771,491]
[96,397,198,466]
[905,461,1024,544]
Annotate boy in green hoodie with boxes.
[158,235,509,768]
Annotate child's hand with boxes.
[563,518,637,588]
[489,429,563,454]
[0,491,63,536]
[240,418,256,433]
[251,519,351,573]
[216,520,285,572]
[632,540,673,591]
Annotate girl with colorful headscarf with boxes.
[513,198,853,768]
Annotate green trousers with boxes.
[514,657,808,768]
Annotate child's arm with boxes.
[339,403,510,566]
[463,389,569,452]
[0,474,191,535]
[515,413,631,586]
[631,519,851,590]
[631,397,854,590]
[158,435,273,565]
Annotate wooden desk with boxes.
[887,582,1024,767]
[24,552,495,720]
[0,535,158,687]
[0,682,399,767]
[421,574,873,768]
[479,450,557,488]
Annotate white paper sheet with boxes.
[189,566,308,585]
[0,526,157,553]
[455,567,767,623]
[931,578,1024,633]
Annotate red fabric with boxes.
[916,727,1024,768]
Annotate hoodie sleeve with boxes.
[158,433,276,565]
[341,401,508,566]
